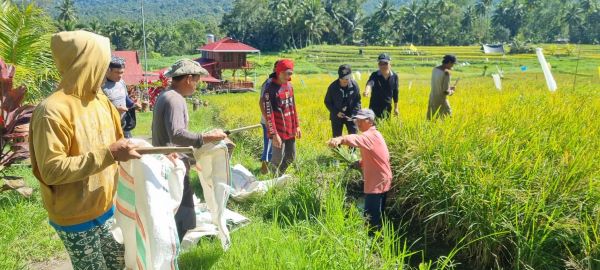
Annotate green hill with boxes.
[40,0,233,22]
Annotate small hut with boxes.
[197,37,260,93]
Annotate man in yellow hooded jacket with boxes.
[29,31,141,270]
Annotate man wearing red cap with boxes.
[262,59,301,175]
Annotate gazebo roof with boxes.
[197,37,259,53]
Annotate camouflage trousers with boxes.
[55,219,125,270]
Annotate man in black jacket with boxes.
[325,64,362,137]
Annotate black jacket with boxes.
[324,79,361,121]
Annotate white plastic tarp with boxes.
[483,44,505,54]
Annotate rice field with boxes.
[189,44,600,269]
[1,44,599,269]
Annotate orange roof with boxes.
[198,37,259,53]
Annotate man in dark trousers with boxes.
[258,60,279,174]
[324,64,361,137]
[152,59,228,240]
[364,53,399,120]
[263,59,301,175]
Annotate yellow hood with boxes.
[51,30,111,101]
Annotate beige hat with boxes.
[164,59,209,78]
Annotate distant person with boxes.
[364,53,399,120]
[427,55,456,120]
[327,109,392,232]
[30,30,141,270]
[152,59,228,240]
[102,56,137,138]
[122,86,140,137]
[324,64,361,137]
[258,60,280,174]
[263,59,301,175]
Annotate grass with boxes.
[1,44,599,269]
[0,166,65,269]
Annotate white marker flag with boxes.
[492,74,502,90]
[536,48,557,91]
[408,80,413,90]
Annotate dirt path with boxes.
[28,258,72,270]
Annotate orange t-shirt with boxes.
[342,126,392,194]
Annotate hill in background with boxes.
[39,0,233,22]
[40,0,413,23]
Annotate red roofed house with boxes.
[197,36,260,92]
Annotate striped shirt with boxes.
[263,80,299,140]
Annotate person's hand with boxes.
[166,153,179,167]
[364,85,371,97]
[446,86,455,96]
[337,112,345,119]
[202,129,228,143]
[394,107,399,116]
[109,139,141,162]
[327,137,342,148]
[296,127,302,139]
[273,134,283,149]
[117,106,129,113]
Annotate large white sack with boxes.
[192,141,233,251]
[230,164,291,202]
[114,139,186,270]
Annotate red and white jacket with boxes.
[262,79,299,140]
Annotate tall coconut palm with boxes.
[0,1,58,101]
[56,0,77,23]
[301,0,329,46]
[562,3,585,39]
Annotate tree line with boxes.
[221,0,600,51]
[50,0,600,54]
[53,0,222,57]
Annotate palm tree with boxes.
[301,0,329,46]
[85,20,104,35]
[269,0,300,49]
[474,1,487,18]
[56,0,77,23]
[0,1,59,101]
[561,3,585,39]
[363,0,397,45]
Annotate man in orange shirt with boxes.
[328,109,392,231]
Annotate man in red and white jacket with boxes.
[262,59,301,175]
